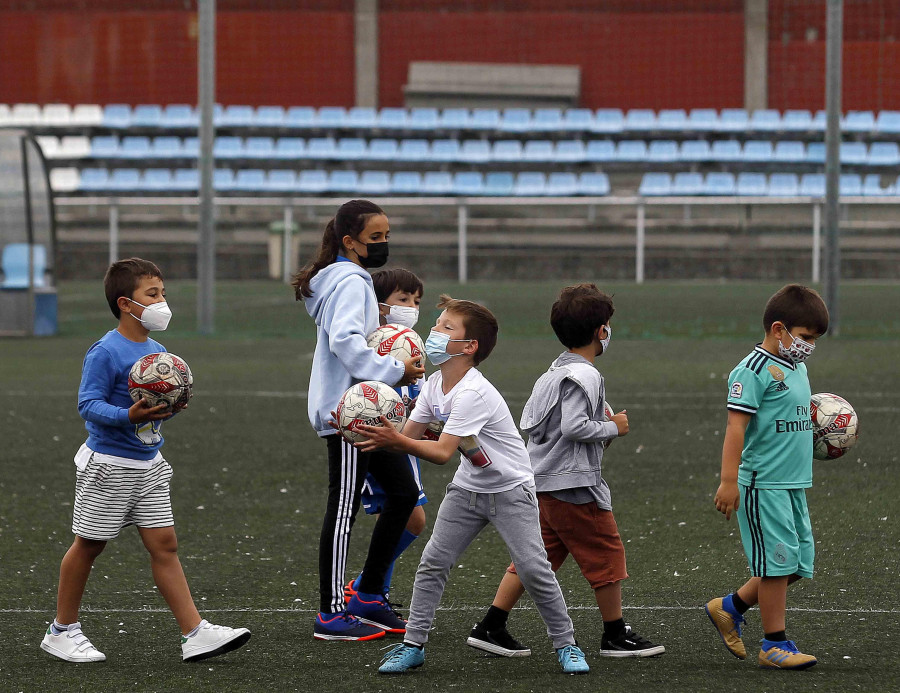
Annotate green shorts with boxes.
[737,485,814,578]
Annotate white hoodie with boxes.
[304,258,405,436]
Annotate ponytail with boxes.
[292,199,385,300]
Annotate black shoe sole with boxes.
[183,631,251,663]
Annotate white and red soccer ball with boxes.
[336,380,408,444]
[128,352,193,412]
[367,324,425,364]
[810,392,859,460]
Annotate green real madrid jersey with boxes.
[726,345,813,489]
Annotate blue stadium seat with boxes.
[710,140,742,161]
[234,169,267,192]
[514,172,547,196]
[346,107,377,129]
[358,170,391,195]
[390,171,423,194]
[840,142,867,165]
[328,170,360,192]
[317,107,347,129]
[863,174,894,196]
[469,108,501,130]
[577,172,610,196]
[736,172,767,196]
[499,108,532,132]
[840,173,863,196]
[767,173,800,196]
[623,109,655,131]
[103,104,131,128]
[546,172,578,196]
[452,171,485,196]
[459,140,491,163]
[484,172,514,196]
[275,137,305,159]
[142,169,174,191]
[286,106,316,129]
[1,243,47,288]
[246,137,276,158]
[431,139,461,162]
[875,111,900,134]
[657,109,688,131]
[256,106,285,127]
[749,109,781,131]
[811,110,827,130]
[109,168,141,191]
[806,141,825,163]
[337,138,367,160]
[439,108,469,130]
[843,110,875,133]
[782,109,813,131]
[378,107,409,130]
[152,137,182,158]
[703,172,736,196]
[522,140,554,162]
[743,140,774,162]
[687,108,718,131]
[562,108,595,132]
[306,137,338,159]
[132,105,162,128]
[173,169,199,192]
[671,172,703,195]
[680,140,711,162]
[397,139,430,161]
[297,170,328,193]
[79,168,110,191]
[868,141,899,166]
[719,108,749,132]
[491,140,524,163]
[265,170,296,192]
[532,109,563,131]
[91,136,121,158]
[554,140,586,163]
[182,137,200,157]
[773,141,806,163]
[368,138,399,161]
[213,168,236,191]
[799,173,825,197]
[161,104,196,128]
[647,140,678,162]
[120,136,151,159]
[638,173,671,196]
[421,171,453,195]
[409,108,439,130]
[219,105,254,128]
[214,137,243,158]
[615,140,647,161]
[584,140,615,162]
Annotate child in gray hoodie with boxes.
[468,283,666,659]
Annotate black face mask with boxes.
[358,241,389,269]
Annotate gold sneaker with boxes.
[704,597,746,659]
[758,641,817,670]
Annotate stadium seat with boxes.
[132,105,162,128]
[561,108,595,132]
[213,168,236,191]
[514,172,547,196]
[285,107,316,129]
[42,104,72,127]
[152,137,182,158]
[680,140,711,162]
[265,169,296,192]
[615,140,648,161]
[336,138,367,160]
[767,173,800,197]
[743,140,774,162]
[773,141,806,163]
[79,168,110,191]
[1,243,47,288]
[522,140,554,162]
[317,107,346,129]
[256,106,286,127]
[863,174,894,196]
[806,141,825,163]
[120,136,151,159]
[811,110,827,130]
[736,172,767,196]
[671,172,703,196]
[103,104,131,128]
[409,108,439,130]
[274,137,305,159]
[749,109,781,131]
[657,109,688,131]
[491,140,524,163]
[647,140,678,162]
[840,173,863,196]
[875,111,900,134]
[638,173,671,197]
[623,109,655,131]
[499,108,532,132]
[0,104,9,126]
[577,172,610,196]
[306,137,338,159]
[327,170,360,192]
[219,105,254,128]
[368,138,400,161]
[532,109,564,131]
[390,171,423,194]
[868,142,900,166]
[687,108,718,131]
[459,140,491,163]
[346,107,377,129]
[173,169,199,192]
[703,172,736,196]
[840,142,867,165]
[719,108,749,132]
[554,140,586,163]
[439,108,470,130]
[161,104,196,128]
[142,169,174,191]
[843,110,875,133]
[397,139,430,161]
[91,136,121,158]
[214,137,243,158]
[378,108,409,130]
[799,173,825,197]
[70,104,104,127]
[710,140,742,161]
[421,171,453,195]
[245,137,276,158]
[546,172,578,196]
[431,139,461,162]
[49,168,80,192]
[484,172,514,196]
[109,168,142,191]
[452,171,485,196]
[469,108,501,130]
[358,170,391,195]
[297,170,328,193]
[36,136,59,158]
[585,140,615,162]
[782,109,813,132]
[54,136,89,159]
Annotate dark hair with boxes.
[763,284,829,335]
[550,283,615,349]
[436,294,498,365]
[371,268,424,303]
[292,199,385,299]
[104,257,163,319]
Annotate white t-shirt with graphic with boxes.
[409,368,534,493]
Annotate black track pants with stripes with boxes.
[318,434,420,613]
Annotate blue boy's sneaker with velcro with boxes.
[347,592,407,633]
[556,643,590,674]
[314,611,385,641]
[378,643,425,674]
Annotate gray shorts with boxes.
[72,455,174,540]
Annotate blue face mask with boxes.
[424,330,472,366]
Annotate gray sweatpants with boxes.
[404,482,576,650]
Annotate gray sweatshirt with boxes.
[519,352,619,509]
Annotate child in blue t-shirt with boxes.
[41,258,250,664]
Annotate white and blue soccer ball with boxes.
[811,392,859,460]
[336,380,408,444]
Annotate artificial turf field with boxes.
[2,279,898,693]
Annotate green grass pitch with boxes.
[2,280,898,692]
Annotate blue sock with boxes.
[722,594,740,617]
[352,573,362,592]
[382,529,419,593]
[51,619,69,635]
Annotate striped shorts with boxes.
[72,455,175,540]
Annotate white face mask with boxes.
[126,298,172,331]
[777,328,815,364]
[599,324,611,354]
[381,304,419,329]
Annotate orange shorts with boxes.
[508,492,628,589]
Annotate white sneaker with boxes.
[40,622,106,662]
[181,620,251,662]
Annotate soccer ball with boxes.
[128,352,193,412]
[367,324,425,364]
[810,392,859,460]
[422,420,445,441]
[602,399,615,449]
[336,380,408,444]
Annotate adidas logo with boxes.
[774,382,790,391]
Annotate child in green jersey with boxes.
[706,284,829,671]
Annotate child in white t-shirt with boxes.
[353,294,589,675]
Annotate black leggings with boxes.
[318,434,419,613]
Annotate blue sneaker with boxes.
[314,612,385,641]
[378,643,425,674]
[347,592,407,633]
[557,644,590,674]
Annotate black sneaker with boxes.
[599,625,665,658]
[466,623,531,657]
